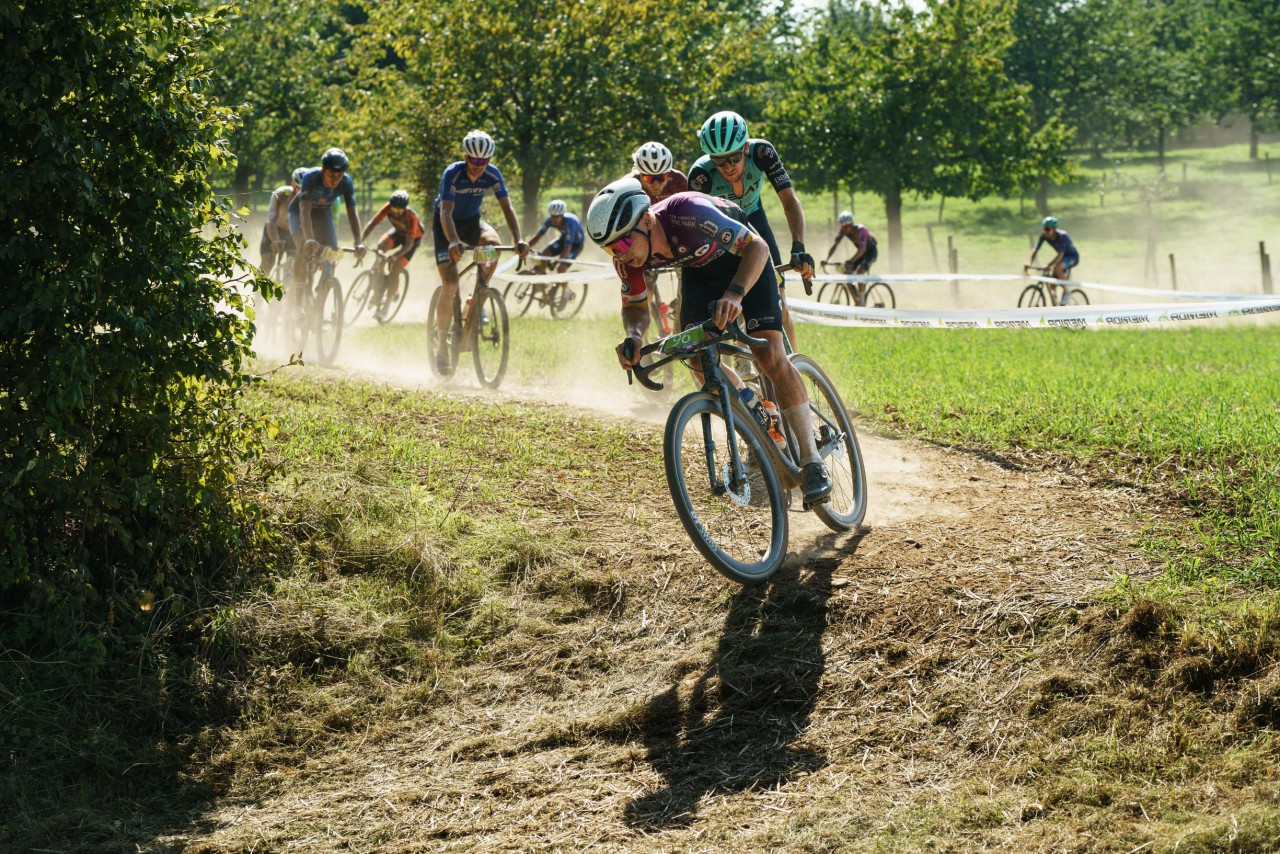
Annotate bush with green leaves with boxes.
[0,0,275,658]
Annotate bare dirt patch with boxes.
[162,370,1247,852]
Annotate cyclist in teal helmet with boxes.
[1028,215,1080,282]
[689,110,813,349]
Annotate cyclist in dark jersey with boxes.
[1029,216,1080,281]
[288,147,366,289]
[432,129,528,373]
[825,211,878,274]
[528,199,585,270]
[687,111,813,349]
[259,183,297,275]
[587,177,832,507]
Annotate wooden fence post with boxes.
[1169,254,1178,290]
[1262,242,1274,294]
[926,223,939,271]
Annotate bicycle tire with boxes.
[377,268,410,324]
[864,282,896,309]
[664,392,788,583]
[345,270,373,325]
[830,283,855,306]
[289,277,311,356]
[1063,288,1089,306]
[471,286,509,388]
[1018,283,1047,308]
[549,280,588,319]
[790,355,867,531]
[427,287,452,379]
[313,276,344,366]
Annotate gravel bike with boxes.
[346,248,409,325]
[626,310,867,583]
[286,245,347,366]
[428,245,513,388]
[818,260,896,308]
[502,253,589,319]
[1019,265,1089,307]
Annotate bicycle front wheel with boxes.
[471,286,509,388]
[664,393,788,584]
[864,282,895,309]
[313,276,344,366]
[1063,288,1089,306]
[1018,284,1047,308]
[791,355,867,531]
[549,280,588,319]
[345,271,373,325]
[378,268,410,323]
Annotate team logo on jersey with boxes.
[746,318,760,331]
[678,245,689,254]
[732,232,753,253]
[698,220,717,236]
[717,228,734,245]
[694,244,713,258]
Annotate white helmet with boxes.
[838,210,854,225]
[461,130,496,160]
[587,177,650,246]
[547,199,567,216]
[632,141,673,176]
[699,111,749,156]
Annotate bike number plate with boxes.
[474,246,499,263]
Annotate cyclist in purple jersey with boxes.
[431,130,528,374]
[588,177,832,506]
[288,148,366,290]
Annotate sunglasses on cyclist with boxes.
[466,156,490,167]
[603,230,642,258]
[710,148,746,168]
[639,173,664,184]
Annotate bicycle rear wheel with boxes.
[664,392,788,584]
[791,355,867,531]
[864,282,895,309]
[377,268,410,323]
[1018,284,1047,308]
[471,286,509,388]
[345,270,373,325]
[549,280,588,319]
[313,276,344,366]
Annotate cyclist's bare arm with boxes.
[438,200,465,264]
[618,303,650,368]
[359,209,383,244]
[299,199,315,243]
[824,234,842,262]
[345,205,364,255]
[496,196,527,256]
[777,187,811,278]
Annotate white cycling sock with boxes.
[782,403,821,466]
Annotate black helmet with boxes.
[321,147,349,171]
[389,189,410,208]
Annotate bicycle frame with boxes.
[454,244,514,343]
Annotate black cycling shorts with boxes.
[678,251,783,336]
[432,209,486,264]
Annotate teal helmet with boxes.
[698,111,749,157]
[1042,216,1059,228]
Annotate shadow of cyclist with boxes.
[623,531,860,830]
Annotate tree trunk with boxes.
[885,181,903,273]
[519,162,545,237]
[233,160,252,202]
[1250,117,1259,160]
[1035,177,1049,217]
[1157,125,1166,174]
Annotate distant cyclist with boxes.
[589,176,832,507]
[288,147,366,291]
[825,211,877,274]
[432,130,528,374]
[688,111,813,349]
[259,182,297,275]
[527,199,585,272]
[1028,216,1080,285]
[360,189,423,319]
[631,141,688,331]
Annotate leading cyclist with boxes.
[1028,215,1080,290]
[288,147,366,291]
[432,129,528,374]
[687,111,814,349]
[589,176,832,507]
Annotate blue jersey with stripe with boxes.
[434,161,509,220]
[288,167,356,212]
[1036,229,1079,260]
[536,212,585,245]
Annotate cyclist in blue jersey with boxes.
[589,177,832,507]
[527,200,585,272]
[288,147,366,290]
[1028,216,1080,286]
[688,111,814,349]
[432,129,528,373]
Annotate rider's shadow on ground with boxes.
[622,532,858,831]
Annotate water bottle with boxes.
[658,302,673,334]
[761,400,788,451]
[738,387,772,433]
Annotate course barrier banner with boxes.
[489,267,614,284]
[786,296,1280,329]
[787,272,1267,303]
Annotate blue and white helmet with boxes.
[838,210,854,225]
[698,111,749,157]
[587,177,650,246]
[632,141,673,175]
[547,199,567,216]
[462,130,496,160]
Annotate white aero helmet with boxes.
[547,199,567,216]
[698,111,749,156]
[632,141,673,175]
[461,129,496,160]
[838,210,854,225]
[587,177,650,246]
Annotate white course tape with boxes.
[787,296,1280,329]
[787,272,1265,303]
[489,267,615,285]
